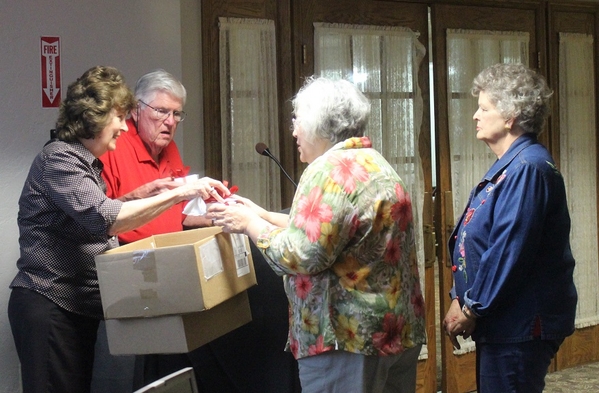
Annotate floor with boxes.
[436,362,599,392]
[433,263,599,393]
[544,361,599,392]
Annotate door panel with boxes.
[293,2,436,392]
[548,3,599,372]
[201,0,296,207]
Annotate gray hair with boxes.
[292,76,370,144]
[135,69,187,105]
[471,63,553,135]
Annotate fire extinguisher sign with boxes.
[41,36,61,108]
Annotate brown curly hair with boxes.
[54,66,136,141]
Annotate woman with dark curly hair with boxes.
[8,66,229,393]
[443,63,577,393]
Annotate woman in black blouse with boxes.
[8,66,229,393]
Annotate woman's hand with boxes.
[110,177,229,236]
[207,202,258,234]
[177,177,230,203]
[119,177,180,201]
[119,177,230,203]
[443,299,477,349]
[228,195,268,218]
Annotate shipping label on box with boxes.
[231,233,251,277]
[95,227,256,319]
[198,236,224,279]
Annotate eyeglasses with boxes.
[139,100,186,123]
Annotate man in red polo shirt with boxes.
[100,69,211,244]
[92,69,212,392]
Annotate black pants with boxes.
[8,287,100,393]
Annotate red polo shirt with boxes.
[100,119,189,244]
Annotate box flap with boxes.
[96,246,205,318]
[153,227,222,248]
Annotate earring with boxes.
[504,124,511,130]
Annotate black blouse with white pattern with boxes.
[10,140,123,319]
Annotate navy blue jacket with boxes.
[450,133,577,343]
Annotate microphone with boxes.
[255,142,298,188]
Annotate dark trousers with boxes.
[8,287,100,393]
[135,241,301,393]
[476,338,563,393]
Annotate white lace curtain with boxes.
[446,28,529,354]
[314,22,427,358]
[219,17,282,211]
[558,32,599,329]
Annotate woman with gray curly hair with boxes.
[472,62,553,136]
[208,76,426,393]
[443,63,577,393]
[8,66,228,393]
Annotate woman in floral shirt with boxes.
[208,76,426,393]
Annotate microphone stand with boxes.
[256,143,298,189]
[263,149,298,189]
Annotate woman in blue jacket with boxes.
[442,63,577,393]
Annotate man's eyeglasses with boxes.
[139,100,186,123]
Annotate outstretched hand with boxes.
[207,202,258,234]
[119,177,181,201]
[227,195,268,218]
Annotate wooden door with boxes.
[547,2,599,372]
[431,2,543,392]
[293,1,437,392]
[201,0,296,207]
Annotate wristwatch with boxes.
[462,304,477,320]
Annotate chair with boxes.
[133,367,198,393]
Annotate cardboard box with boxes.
[95,227,256,319]
[105,291,252,355]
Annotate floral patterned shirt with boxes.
[255,137,426,359]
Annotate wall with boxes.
[0,1,199,391]
[181,0,204,177]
